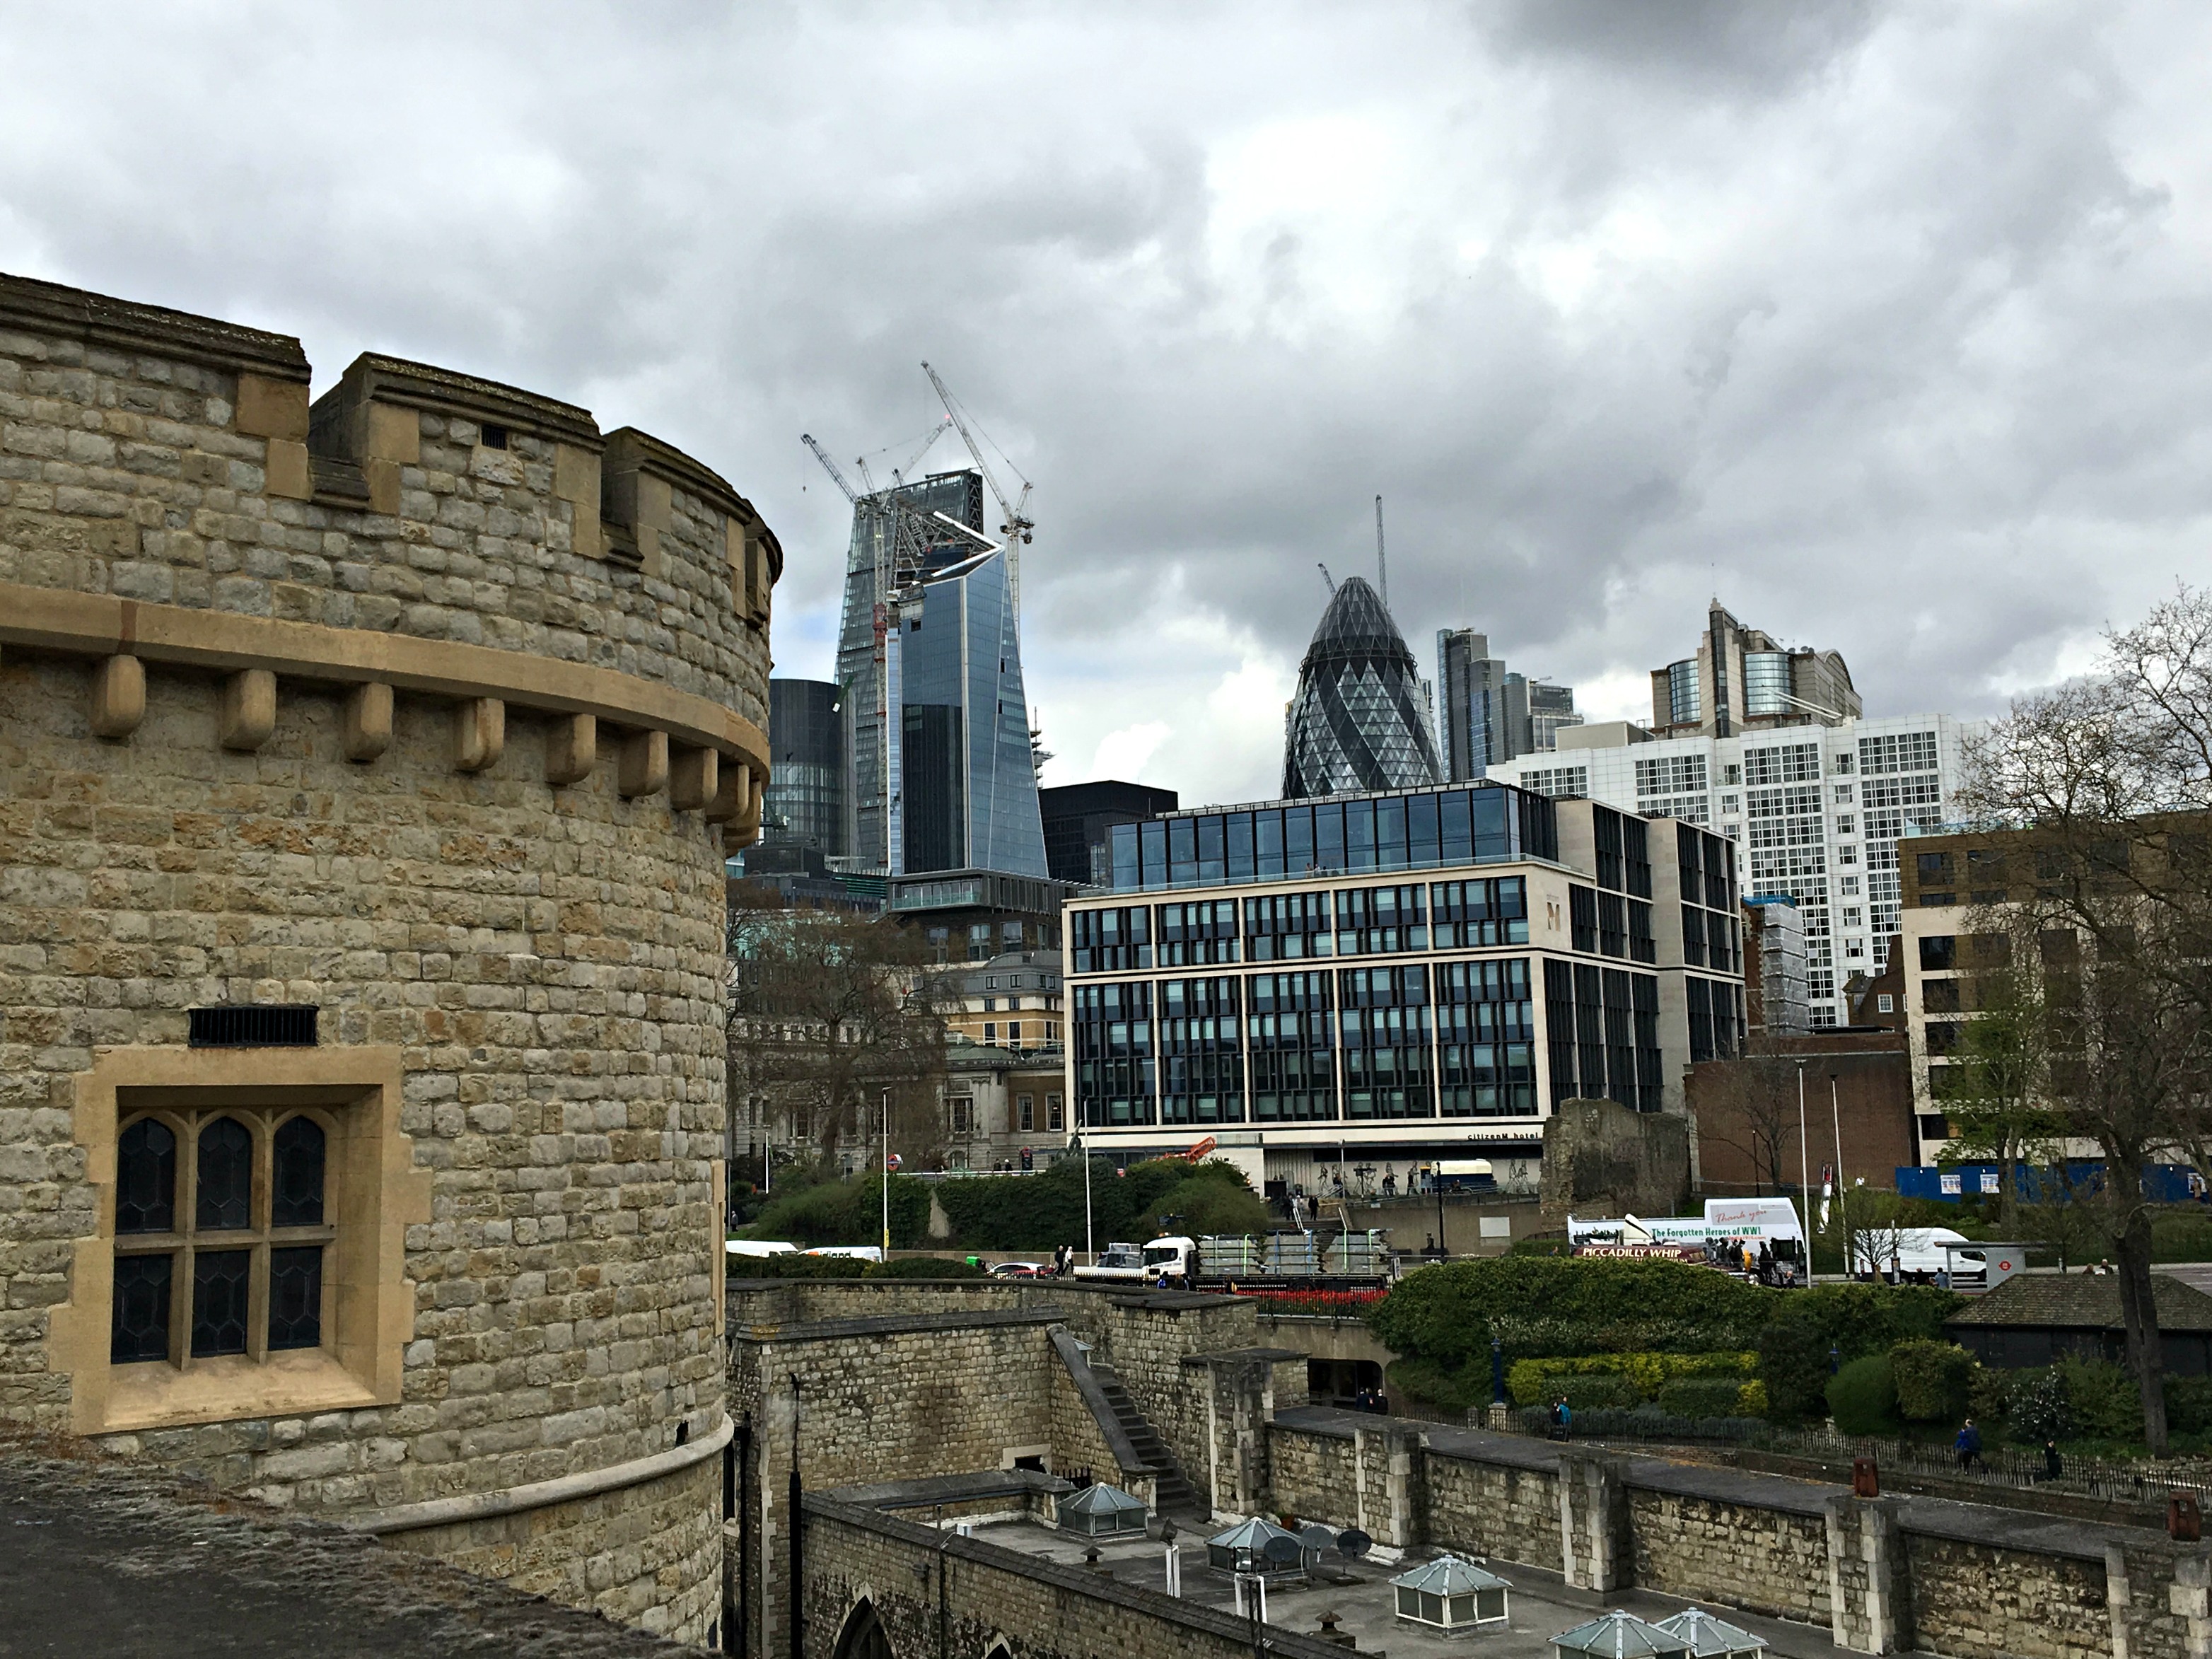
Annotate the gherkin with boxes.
[1282,576,1443,798]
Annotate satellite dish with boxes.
[1263,1535,1304,1566]
[1337,1528,1373,1560]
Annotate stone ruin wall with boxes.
[0,271,777,1643]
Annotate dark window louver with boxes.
[188,1006,318,1048]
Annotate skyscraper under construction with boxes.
[830,468,1047,878]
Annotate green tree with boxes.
[1936,962,2060,1230]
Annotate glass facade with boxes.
[1283,576,1444,797]
[888,546,1049,878]
[762,678,845,856]
[835,470,989,871]
[1666,658,1701,726]
[1742,651,1791,717]
[1106,781,1555,892]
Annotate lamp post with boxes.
[1829,1071,1847,1279]
[881,1088,892,1259]
[1073,1131,1095,1265]
[1436,1165,1448,1260]
[1797,1063,1812,1282]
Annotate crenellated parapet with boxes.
[0,271,773,839]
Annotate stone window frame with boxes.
[52,1047,428,1436]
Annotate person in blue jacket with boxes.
[1955,1418,1984,1472]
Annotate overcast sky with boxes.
[6,2,2209,806]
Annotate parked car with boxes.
[989,1261,1047,1279]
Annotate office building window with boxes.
[1018,1095,1034,1131]
[1156,898,1240,966]
[1008,1022,1022,1045]
[1159,977,1244,1125]
[984,1023,996,1043]
[1430,876,1528,947]
[1249,972,1337,1122]
[1073,982,1155,1127]
[1436,959,1535,1117]
[1069,906,1152,972]
[1334,883,1428,955]
[1242,890,1333,961]
[1569,885,1598,953]
[1337,965,1433,1120]
[1597,892,1627,959]
[1047,1093,1064,1131]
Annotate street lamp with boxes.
[881,1088,892,1259]
[1796,1063,1812,1283]
[1829,1072,1846,1279]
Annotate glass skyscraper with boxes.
[1283,576,1443,798]
[887,545,1049,879]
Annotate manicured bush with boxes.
[1658,1378,1752,1419]
[743,1172,932,1248]
[1827,1354,1899,1436]
[1139,1173,1270,1238]
[1756,1315,1832,1422]
[1487,1315,1765,1359]
[933,1155,1261,1250]
[1890,1340,1976,1423]
[1370,1257,1776,1372]
[1506,1350,1757,1407]
[1558,1376,1642,1411]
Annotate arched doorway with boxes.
[833,1598,895,1659]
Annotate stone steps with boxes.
[1091,1364,1203,1515]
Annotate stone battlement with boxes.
[0,272,774,1646]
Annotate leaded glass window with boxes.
[109,1107,337,1368]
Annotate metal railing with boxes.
[1490,1404,2212,1504]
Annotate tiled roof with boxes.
[1944,1271,2212,1332]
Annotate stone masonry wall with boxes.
[383,1450,721,1639]
[0,274,772,1643]
[799,1496,1349,1659]
[1904,1535,2123,1659]
[1628,1487,1831,1624]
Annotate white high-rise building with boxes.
[1489,714,1980,1027]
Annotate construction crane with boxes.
[800,434,857,503]
[1318,563,1336,596]
[921,361,1034,615]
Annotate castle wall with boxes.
[0,272,775,1643]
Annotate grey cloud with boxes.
[1,2,2207,805]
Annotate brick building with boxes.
[0,273,774,1641]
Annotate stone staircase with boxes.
[1088,1358,1204,1515]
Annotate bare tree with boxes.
[1934,950,2060,1232]
[1957,586,2212,1453]
[1696,1043,1805,1197]
[726,898,954,1170]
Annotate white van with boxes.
[1849,1226,1975,1283]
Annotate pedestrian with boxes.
[1955,1418,1984,1472]
[2042,1439,2063,1483]
[1549,1396,1572,1442]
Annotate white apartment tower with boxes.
[1491,689,1975,1028]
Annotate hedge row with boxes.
[1506,1350,1757,1407]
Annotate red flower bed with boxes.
[1241,1288,1387,1316]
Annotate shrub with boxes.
[1506,1351,1757,1407]
[2058,1357,2143,1443]
[871,1255,988,1279]
[1968,1365,2015,1426]
[2008,1369,2074,1443]
[2167,1375,2212,1435]
[1139,1174,1270,1239]
[1756,1315,1831,1422]
[1387,1356,1491,1413]
[1827,1354,1899,1436]
[1736,1380,1769,1418]
[743,1172,932,1248]
[726,1252,989,1280]
[1890,1340,1976,1423]
[1658,1378,1751,1419]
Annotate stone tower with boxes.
[0,273,774,1643]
